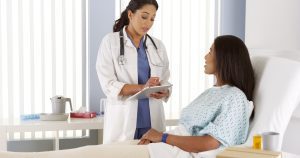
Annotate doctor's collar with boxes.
[122,26,147,48]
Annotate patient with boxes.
[139,34,255,156]
[0,35,255,158]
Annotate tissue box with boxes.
[70,112,97,118]
[216,147,281,158]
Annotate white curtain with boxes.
[116,0,217,118]
[0,0,86,139]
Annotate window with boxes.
[116,0,217,118]
[0,0,86,139]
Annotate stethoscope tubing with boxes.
[118,29,164,67]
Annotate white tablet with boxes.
[127,84,172,100]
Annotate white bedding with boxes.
[147,125,192,158]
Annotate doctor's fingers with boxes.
[150,94,162,99]
[149,77,159,82]
[144,81,155,88]
[159,89,169,93]
[150,92,167,99]
[147,78,160,86]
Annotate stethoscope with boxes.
[118,29,164,67]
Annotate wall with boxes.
[219,0,246,41]
[88,0,115,145]
[245,0,300,155]
[88,0,114,112]
[7,0,115,151]
[245,0,300,51]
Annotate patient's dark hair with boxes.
[113,0,159,32]
[214,35,255,101]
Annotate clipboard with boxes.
[127,84,172,100]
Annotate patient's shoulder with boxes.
[223,86,247,100]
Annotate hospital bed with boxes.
[1,54,300,158]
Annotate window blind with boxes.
[0,0,86,140]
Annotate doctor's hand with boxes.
[140,128,163,143]
[144,77,160,88]
[150,89,169,99]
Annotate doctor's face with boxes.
[128,4,156,36]
[204,44,217,75]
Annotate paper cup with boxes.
[262,132,280,151]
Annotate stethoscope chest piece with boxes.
[118,55,127,65]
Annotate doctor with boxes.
[96,0,171,144]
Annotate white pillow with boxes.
[244,56,300,148]
[248,101,254,119]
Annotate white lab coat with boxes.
[96,27,171,144]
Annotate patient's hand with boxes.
[137,139,151,145]
[140,128,163,143]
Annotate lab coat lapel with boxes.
[121,27,138,84]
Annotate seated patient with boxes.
[0,35,255,158]
[139,35,255,154]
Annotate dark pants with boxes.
[134,127,151,139]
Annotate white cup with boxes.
[262,132,280,151]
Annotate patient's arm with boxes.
[139,129,220,153]
[166,134,220,152]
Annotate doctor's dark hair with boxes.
[214,35,255,101]
[113,0,159,32]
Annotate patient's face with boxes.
[204,44,216,74]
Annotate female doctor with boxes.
[96,0,171,144]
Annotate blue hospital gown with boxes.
[179,85,250,147]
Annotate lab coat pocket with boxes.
[149,98,165,131]
[103,100,137,143]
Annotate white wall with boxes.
[245,0,300,51]
[245,0,300,154]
